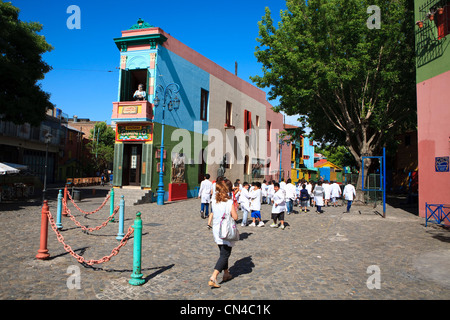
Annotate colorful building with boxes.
[110,19,290,201]
[282,124,316,183]
[415,0,450,220]
[314,159,343,183]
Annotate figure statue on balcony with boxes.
[133,84,146,101]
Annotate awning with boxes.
[0,163,20,175]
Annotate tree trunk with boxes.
[346,127,376,204]
[355,159,371,203]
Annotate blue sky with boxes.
[11,0,302,126]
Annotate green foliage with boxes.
[86,122,115,171]
[0,1,54,126]
[315,145,358,169]
[252,0,416,165]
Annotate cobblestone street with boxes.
[1,186,449,302]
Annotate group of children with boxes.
[199,175,348,231]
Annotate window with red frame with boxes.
[244,109,251,133]
[435,5,450,40]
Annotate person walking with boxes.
[261,180,268,204]
[267,180,275,205]
[207,181,238,288]
[323,180,331,206]
[313,180,325,213]
[299,183,310,213]
[239,182,250,226]
[279,178,286,190]
[285,179,296,214]
[270,182,286,229]
[249,182,264,227]
[330,180,341,207]
[306,180,312,207]
[198,174,212,219]
[342,182,357,213]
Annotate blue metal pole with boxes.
[116,195,125,240]
[154,83,180,205]
[129,212,145,286]
[157,104,166,205]
[56,189,63,230]
[383,147,386,217]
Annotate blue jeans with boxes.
[287,200,293,213]
[346,200,353,212]
[201,203,210,217]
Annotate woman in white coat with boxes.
[198,174,212,219]
[342,182,356,213]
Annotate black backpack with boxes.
[300,189,309,200]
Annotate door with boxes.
[122,144,142,186]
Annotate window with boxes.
[119,69,148,102]
[225,101,232,126]
[244,110,251,133]
[256,115,260,127]
[200,89,209,121]
[267,121,271,141]
[435,5,450,40]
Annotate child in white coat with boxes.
[271,182,286,229]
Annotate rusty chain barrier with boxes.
[66,190,110,215]
[63,197,120,232]
[47,208,134,265]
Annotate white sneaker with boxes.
[280,224,285,230]
[270,223,278,228]
[249,222,256,227]
[257,221,265,227]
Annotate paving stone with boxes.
[0,186,449,300]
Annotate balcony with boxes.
[111,100,153,123]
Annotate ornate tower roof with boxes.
[128,18,154,30]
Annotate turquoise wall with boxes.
[154,46,210,135]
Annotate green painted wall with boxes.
[415,0,450,83]
[112,143,123,187]
[151,122,208,196]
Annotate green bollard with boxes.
[110,188,115,222]
[129,212,145,286]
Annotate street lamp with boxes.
[42,132,53,203]
[153,82,181,205]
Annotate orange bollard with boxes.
[36,200,50,260]
[62,184,68,216]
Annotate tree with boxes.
[86,122,115,172]
[251,0,416,200]
[0,1,54,126]
[315,145,358,170]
